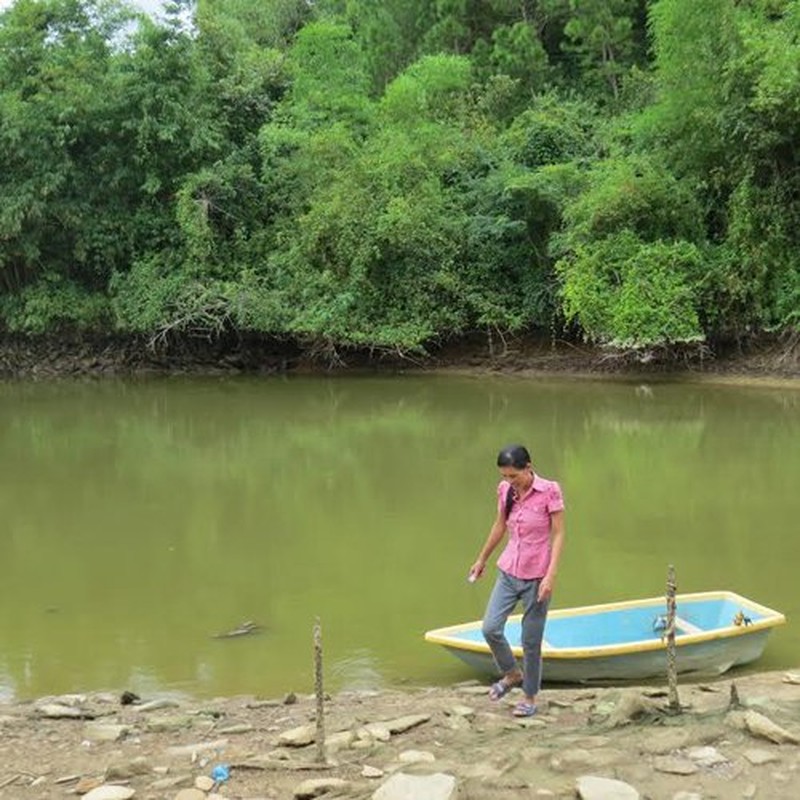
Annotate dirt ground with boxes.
[1,330,798,382]
[2,669,800,799]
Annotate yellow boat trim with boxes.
[423,590,786,661]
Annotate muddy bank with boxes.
[0,330,798,381]
[2,670,800,799]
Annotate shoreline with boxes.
[1,331,798,384]
[3,669,800,799]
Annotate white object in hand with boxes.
[467,573,477,583]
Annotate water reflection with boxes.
[0,376,798,700]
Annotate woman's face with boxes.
[500,464,531,492]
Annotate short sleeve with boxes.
[497,481,511,516]
[547,481,565,513]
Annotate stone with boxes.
[671,793,702,800]
[105,757,153,780]
[686,746,728,767]
[743,710,800,744]
[397,749,436,764]
[145,715,193,733]
[325,730,355,752]
[741,784,757,799]
[217,723,253,734]
[550,748,624,772]
[653,756,699,775]
[195,776,215,791]
[149,775,193,790]
[383,714,431,734]
[135,699,181,712]
[166,738,229,757]
[36,703,86,719]
[576,776,640,800]
[293,778,350,798]
[743,748,780,766]
[444,705,475,717]
[640,729,692,755]
[75,777,104,793]
[84,722,130,742]
[279,724,317,747]
[372,772,457,800]
[174,790,206,800]
[782,672,800,685]
[361,723,391,742]
[82,788,136,800]
[362,765,384,778]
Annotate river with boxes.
[0,374,797,700]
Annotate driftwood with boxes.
[212,620,263,639]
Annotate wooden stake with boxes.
[666,564,681,712]
[313,616,326,763]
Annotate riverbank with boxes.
[2,670,800,799]
[1,330,798,382]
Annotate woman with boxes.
[468,444,566,717]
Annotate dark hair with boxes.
[496,444,531,469]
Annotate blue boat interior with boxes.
[450,598,767,649]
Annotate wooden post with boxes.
[314,617,326,763]
[666,565,681,712]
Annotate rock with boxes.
[135,699,180,712]
[686,745,728,767]
[166,738,229,757]
[782,672,800,685]
[383,714,432,734]
[576,775,640,800]
[146,715,193,733]
[606,691,658,727]
[653,756,698,775]
[84,722,131,742]
[217,723,253,735]
[743,710,800,744]
[105,757,153,780]
[444,705,474,717]
[149,775,193,790]
[174,790,206,800]
[75,777,105,793]
[82,787,136,800]
[550,748,624,771]
[372,772,457,800]
[397,749,436,764]
[741,784,757,798]
[195,776,215,791]
[293,778,350,798]
[362,765,384,778]
[360,723,391,742]
[640,728,692,755]
[325,730,355,752]
[36,703,86,719]
[279,724,317,747]
[671,793,702,800]
[743,748,780,765]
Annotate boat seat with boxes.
[675,617,702,634]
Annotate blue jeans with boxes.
[482,569,549,698]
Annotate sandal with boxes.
[512,701,538,718]
[488,678,519,701]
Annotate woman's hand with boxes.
[468,560,486,581]
[538,573,555,602]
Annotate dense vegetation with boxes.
[0,0,798,354]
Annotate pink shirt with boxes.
[496,474,564,580]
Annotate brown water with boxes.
[0,375,798,701]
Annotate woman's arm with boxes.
[538,510,565,601]
[469,509,507,580]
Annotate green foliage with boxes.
[1,0,797,351]
[0,275,110,333]
[557,232,705,347]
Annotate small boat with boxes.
[424,591,786,683]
